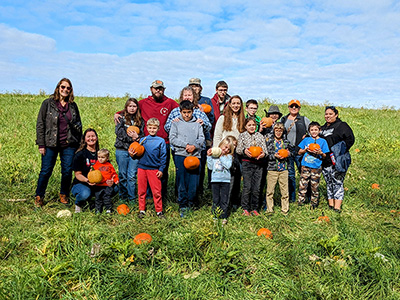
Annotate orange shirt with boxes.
[92,161,119,186]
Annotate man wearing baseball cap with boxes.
[280,99,311,202]
[139,80,179,199]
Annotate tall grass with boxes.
[0,93,399,299]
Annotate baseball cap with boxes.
[151,80,165,88]
[288,99,301,107]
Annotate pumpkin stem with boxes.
[139,136,147,145]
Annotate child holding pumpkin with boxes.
[297,122,329,208]
[92,148,119,213]
[115,98,144,204]
[265,122,290,215]
[169,100,205,217]
[131,118,167,219]
[236,117,267,216]
[207,136,237,224]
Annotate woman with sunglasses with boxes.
[280,99,311,202]
[320,106,354,213]
[35,78,82,207]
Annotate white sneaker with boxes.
[75,205,82,213]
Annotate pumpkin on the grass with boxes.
[200,104,212,114]
[117,204,130,215]
[88,169,103,184]
[317,216,330,223]
[133,233,152,245]
[260,117,273,128]
[277,149,289,158]
[129,142,145,157]
[184,156,200,170]
[248,146,262,158]
[371,183,380,189]
[257,228,273,239]
[127,125,140,134]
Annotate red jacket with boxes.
[211,93,230,133]
[139,95,179,143]
[93,161,119,186]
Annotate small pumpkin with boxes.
[129,142,145,157]
[117,204,130,215]
[257,228,273,239]
[57,209,72,218]
[249,146,262,158]
[184,156,200,170]
[200,104,212,114]
[317,216,330,223]
[261,117,273,128]
[127,125,140,134]
[308,143,320,151]
[371,183,380,189]
[88,169,103,184]
[277,149,289,158]
[133,233,152,245]
[211,147,222,158]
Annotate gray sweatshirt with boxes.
[169,115,205,158]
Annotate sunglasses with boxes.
[289,105,299,108]
[325,105,336,110]
[60,85,72,91]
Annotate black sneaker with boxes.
[157,211,166,219]
[138,211,146,219]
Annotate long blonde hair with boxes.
[219,135,237,155]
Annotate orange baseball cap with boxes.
[288,99,301,107]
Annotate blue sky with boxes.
[1,0,399,108]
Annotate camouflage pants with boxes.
[322,165,346,201]
[298,166,322,206]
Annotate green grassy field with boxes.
[0,93,399,299]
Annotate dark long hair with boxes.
[53,78,75,103]
[76,128,99,153]
[123,98,142,126]
[223,95,245,133]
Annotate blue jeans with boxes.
[288,154,302,202]
[115,149,138,201]
[35,146,77,197]
[174,155,200,209]
[71,183,118,207]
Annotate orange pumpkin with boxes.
[249,146,262,158]
[277,149,289,158]
[317,216,330,223]
[257,228,273,239]
[127,125,140,134]
[184,156,200,170]
[87,169,103,184]
[309,143,320,151]
[129,142,145,157]
[133,233,152,245]
[200,104,212,114]
[371,183,380,189]
[117,204,130,215]
[261,117,273,128]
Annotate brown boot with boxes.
[35,196,44,207]
[59,194,69,204]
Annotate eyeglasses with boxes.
[217,89,228,92]
[289,105,299,108]
[60,85,71,91]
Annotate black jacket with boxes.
[280,113,309,153]
[36,97,82,147]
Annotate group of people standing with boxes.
[34,77,355,222]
